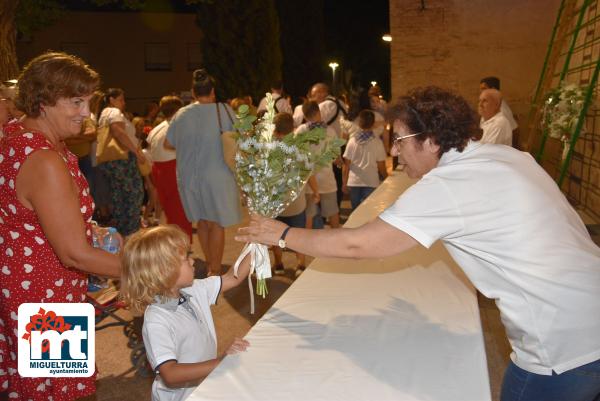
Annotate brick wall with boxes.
[389,0,561,130]
[389,0,600,221]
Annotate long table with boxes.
[188,171,491,401]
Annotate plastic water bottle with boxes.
[92,235,100,248]
[102,227,120,254]
[88,227,119,292]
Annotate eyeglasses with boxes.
[392,131,423,146]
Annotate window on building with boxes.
[145,43,171,71]
[187,43,203,71]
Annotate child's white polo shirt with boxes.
[380,141,600,375]
[143,276,222,401]
[343,135,387,188]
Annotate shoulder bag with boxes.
[95,123,128,164]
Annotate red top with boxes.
[0,121,96,400]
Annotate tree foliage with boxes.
[0,0,21,80]
[194,0,282,102]
[275,0,326,101]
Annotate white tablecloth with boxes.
[188,172,491,401]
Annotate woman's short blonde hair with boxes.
[120,225,190,314]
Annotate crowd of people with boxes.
[1,50,599,401]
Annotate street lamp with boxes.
[328,61,339,93]
[371,81,377,87]
[382,34,392,42]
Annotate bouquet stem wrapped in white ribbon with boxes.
[232,94,345,313]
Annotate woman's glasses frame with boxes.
[392,131,423,147]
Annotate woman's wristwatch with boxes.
[278,226,292,249]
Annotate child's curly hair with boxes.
[120,225,190,314]
[387,86,479,157]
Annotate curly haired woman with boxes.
[237,86,600,401]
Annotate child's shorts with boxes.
[305,191,339,219]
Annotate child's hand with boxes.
[225,337,250,355]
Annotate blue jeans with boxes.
[501,359,600,401]
[349,186,375,210]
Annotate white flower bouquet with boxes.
[232,94,345,313]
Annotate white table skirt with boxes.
[188,171,491,401]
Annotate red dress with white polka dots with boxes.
[0,121,96,400]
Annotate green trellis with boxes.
[527,0,600,221]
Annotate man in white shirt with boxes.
[257,81,292,114]
[238,86,600,401]
[479,88,513,146]
[479,76,518,130]
[309,82,347,138]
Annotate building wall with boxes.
[17,11,203,115]
[389,0,561,140]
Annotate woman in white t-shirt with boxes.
[97,88,145,235]
[237,86,600,401]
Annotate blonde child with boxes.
[121,225,251,401]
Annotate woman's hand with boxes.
[91,225,107,244]
[235,215,287,246]
[225,337,250,355]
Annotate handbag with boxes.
[137,151,152,176]
[95,124,128,164]
[216,103,237,172]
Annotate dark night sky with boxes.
[323,0,390,97]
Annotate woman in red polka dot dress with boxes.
[0,53,121,400]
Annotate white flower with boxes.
[260,123,275,143]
